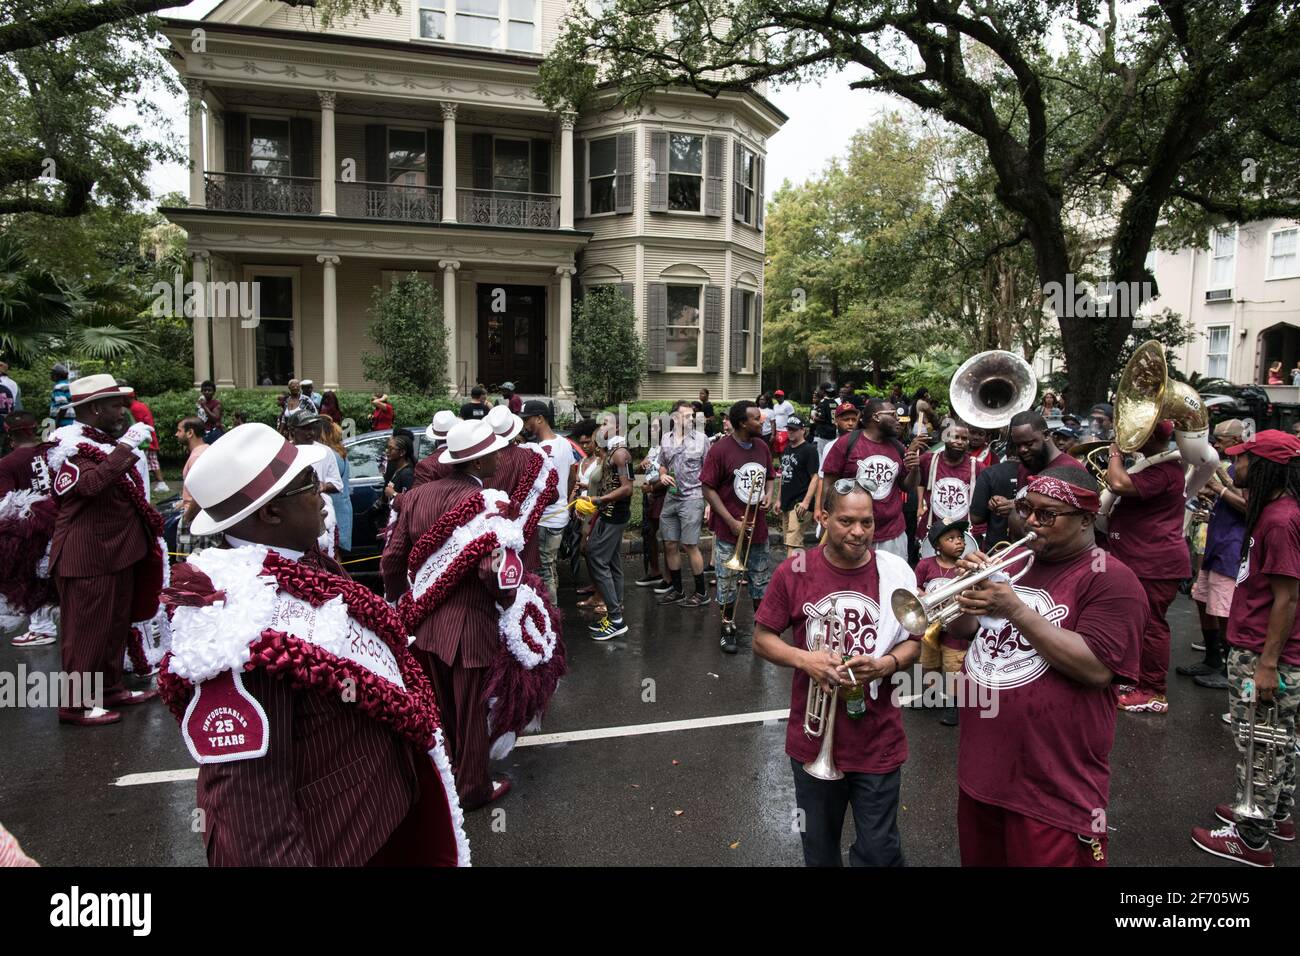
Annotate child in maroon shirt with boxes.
[914,519,970,726]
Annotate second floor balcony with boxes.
[204,173,562,229]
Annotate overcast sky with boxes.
[145,2,897,199]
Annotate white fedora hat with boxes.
[65,373,134,409]
[485,404,524,442]
[424,408,458,443]
[439,419,507,466]
[188,423,326,535]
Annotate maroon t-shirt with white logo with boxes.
[700,435,774,546]
[914,556,968,650]
[1227,495,1300,666]
[821,432,910,540]
[1015,452,1087,489]
[1104,459,1190,580]
[754,547,917,774]
[917,451,984,538]
[958,548,1145,834]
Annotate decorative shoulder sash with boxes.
[158,545,469,866]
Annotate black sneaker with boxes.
[1176,661,1216,677]
[1194,671,1230,690]
[656,589,685,605]
[652,580,676,594]
[940,704,958,726]
[634,574,662,588]
[589,616,629,641]
[720,623,738,655]
[681,592,710,608]
[1190,641,1206,652]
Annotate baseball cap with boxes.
[927,518,969,549]
[1213,418,1244,439]
[520,399,551,419]
[1050,423,1080,439]
[1224,429,1300,464]
[774,389,785,397]
[834,402,859,417]
[787,416,805,430]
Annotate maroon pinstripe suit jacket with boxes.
[486,442,542,567]
[195,551,420,866]
[51,443,152,578]
[412,454,453,487]
[382,472,505,669]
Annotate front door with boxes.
[477,284,546,393]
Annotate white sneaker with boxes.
[153,481,171,493]
[11,631,56,647]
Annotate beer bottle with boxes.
[842,656,866,718]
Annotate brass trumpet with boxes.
[890,532,1038,636]
[1232,682,1287,821]
[803,598,848,781]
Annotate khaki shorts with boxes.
[921,639,968,673]
[783,509,812,548]
[1191,569,1236,619]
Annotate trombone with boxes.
[803,598,848,781]
[721,470,767,626]
[890,532,1038,636]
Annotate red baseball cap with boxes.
[834,402,859,417]
[774,389,785,397]
[1224,429,1300,464]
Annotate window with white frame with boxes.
[1268,227,1298,279]
[249,118,292,178]
[415,0,534,51]
[668,133,703,212]
[1206,326,1230,379]
[737,290,754,371]
[506,0,534,50]
[734,146,757,226]
[457,0,500,46]
[666,284,701,370]
[417,0,446,39]
[588,136,617,215]
[1209,227,1236,289]
[388,129,428,186]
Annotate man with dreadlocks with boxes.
[1192,430,1300,867]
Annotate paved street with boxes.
[0,555,1290,868]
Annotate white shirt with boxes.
[309,442,343,492]
[224,534,304,562]
[534,437,574,530]
[772,400,795,431]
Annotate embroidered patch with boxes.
[53,461,79,496]
[497,549,524,590]
[181,670,269,764]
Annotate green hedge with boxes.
[143,388,459,462]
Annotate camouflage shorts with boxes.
[1226,647,1300,842]
[713,539,772,607]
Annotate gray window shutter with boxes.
[223,112,247,173]
[615,131,635,214]
[290,117,312,178]
[756,155,765,230]
[703,285,722,373]
[365,125,387,183]
[574,138,585,218]
[472,133,493,190]
[648,132,669,213]
[729,288,745,373]
[646,283,667,371]
[428,128,442,188]
[754,292,763,375]
[531,138,551,194]
[705,135,724,217]
[732,141,744,222]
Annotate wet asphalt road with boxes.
[0,551,1290,868]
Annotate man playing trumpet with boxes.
[944,467,1146,866]
[754,478,919,866]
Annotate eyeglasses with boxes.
[1013,499,1083,527]
[834,476,879,495]
[278,476,321,500]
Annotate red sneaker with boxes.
[1191,823,1274,867]
[103,687,159,708]
[57,706,122,727]
[1118,689,1168,713]
[1214,804,1295,842]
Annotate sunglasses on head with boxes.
[834,475,879,495]
[1013,499,1083,527]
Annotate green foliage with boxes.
[362,273,449,396]
[142,388,459,462]
[571,286,646,409]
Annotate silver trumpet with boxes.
[1231,681,1287,821]
[803,599,849,781]
[889,532,1038,636]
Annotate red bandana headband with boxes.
[1026,474,1101,513]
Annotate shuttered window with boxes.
[249,118,292,179]
[588,136,617,214]
[666,284,703,370]
[668,133,703,212]
[734,145,757,226]
[388,129,428,186]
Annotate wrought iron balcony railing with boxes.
[457,188,561,229]
[204,172,319,215]
[336,181,441,223]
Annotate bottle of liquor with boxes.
[841,656,866,718]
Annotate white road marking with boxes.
[112,709,792,786]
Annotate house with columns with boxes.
[160,2,785,400]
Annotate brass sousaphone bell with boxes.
[949,350,1038,432]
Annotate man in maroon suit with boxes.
[162,423,466,866]
[413,410,458,488]
[384,418,515,810]
[484,404,547,569]
[49,374,161,726]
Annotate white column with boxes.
[317,255,340,390]
[556,266,576,397]
[439,259,461,393]
[318,91,337,217]
[441,103,458,224]
[559,111,576,230]
[186,79,206,208]
[212,264,236,389]
[191,251,211,386]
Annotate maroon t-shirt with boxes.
[1104,459,1190,580]
[700,435,774,546]
[821,431,910,540]
[917,451,984,537]
[0,443,52,496]
[754,547,916,774]
[1015,451,1087,488]
[958,547,1145,834]
[1227,495,1300,666]
[915,556,967,650]
[371,403,394,430]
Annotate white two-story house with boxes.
[161,1,785,400]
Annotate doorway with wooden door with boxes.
[476,284,547,394]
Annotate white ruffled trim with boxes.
[124,607,173,674]
[318,496,338,559]
[429,726,471,867]
[496,581,557,669]
[0,487,48,523]
[48,424,115,474]
[166,547,279,683]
